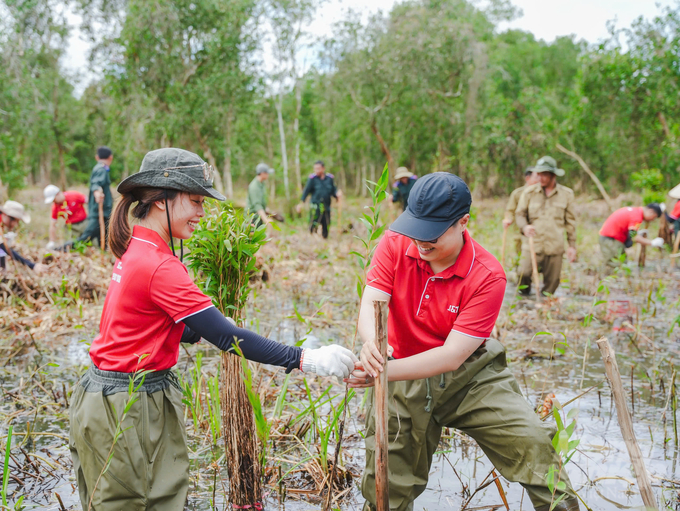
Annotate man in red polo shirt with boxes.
[599,204,663,269]
[43,185,88,249]
[346,173,579,511]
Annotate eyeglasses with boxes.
[163,162,215,185]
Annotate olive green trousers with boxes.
[69,381,189,510]
[361,339,576,511]
[518,252,563,296]
[599,235,626,269]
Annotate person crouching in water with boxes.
[69,148,357,510]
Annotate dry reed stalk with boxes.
[596,337,658,510]
[528,237,540,302]
[373,300,389,511]
[221,351,262,508]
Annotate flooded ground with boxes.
[1,198,679,510]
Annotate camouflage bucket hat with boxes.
[117,148,226,201]
[533,155,565,177]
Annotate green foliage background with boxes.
[1,0,679,198]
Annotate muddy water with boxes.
[4,258,680,510]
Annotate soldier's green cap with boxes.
[533,155,565,177]
[118,148,226,201]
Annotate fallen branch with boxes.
[556,144,613,211]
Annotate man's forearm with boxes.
[257,209,269,224]
[386,341,482,381]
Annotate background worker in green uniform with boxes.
[296,160,342,239]
[503,167,538,255]
[345,172,580,511]
[60,146,114,250]
[246,163,274,227]
[515,156,577,296]
[388,166,417,211]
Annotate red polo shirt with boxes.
[51,191,87,224]
[89,225,214,372]
[599,207,644,243]
[366,230,506,359]
[670,200,680,221]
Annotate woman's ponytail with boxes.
[107,188,180,259]
[108,193,136,259]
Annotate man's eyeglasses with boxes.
[163,162,215,185]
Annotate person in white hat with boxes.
[43,185,88,250]
[388,166,417,211]
[0,201,46,275]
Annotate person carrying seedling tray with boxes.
[296,160,342,239]
[599,204,664,269]
[345,172,580,511]
[69,148,358,511]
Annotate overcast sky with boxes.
[62,0,676,91]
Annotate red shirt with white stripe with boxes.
[670,200,680,221]
[51,191,87,224]
[599,207,644,243]
[89,225,214,372]
[366,230,506,359]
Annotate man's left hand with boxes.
[94,190,104,204]
[567,246,577,262]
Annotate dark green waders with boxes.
[69,367,190,511]
[361,339,579,511]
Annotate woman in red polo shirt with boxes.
[69,148,356,511]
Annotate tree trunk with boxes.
[193,124,224,193]
[294,77,302,193]
[370,118,395,175]
[276,88,290,200]
[57,140,66,190]
[223,108,234,200]
[336,143,346,192]
[264,108,276,200]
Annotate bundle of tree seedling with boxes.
[187,203,268,509]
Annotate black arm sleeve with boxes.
[0,243,35,270]
[180,325,202,345]
[182,307,302,374]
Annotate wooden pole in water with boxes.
[672,232,680,268]
[500,225,508,269]
[596,337,658,510]
[373,300,389,511]
[528,236,540,301]
[98,201,105,251]
[638,222,648,267]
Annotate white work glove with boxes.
[651,237,665,248]
[46,241,56,250]
[3,232,16,246]
[301,345,358,380]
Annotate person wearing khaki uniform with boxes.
[515,156,577,296]
[503,167,538,256]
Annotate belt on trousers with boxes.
[79,365,181,396]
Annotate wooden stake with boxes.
[528,236,541,301]
[500,225,508,269]
[672,232,680,268]
[373,300,389,511]
[596,337,658,510]
[638,221,648,268]
[98,201,105,251]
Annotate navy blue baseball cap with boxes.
[390,172,472,241]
